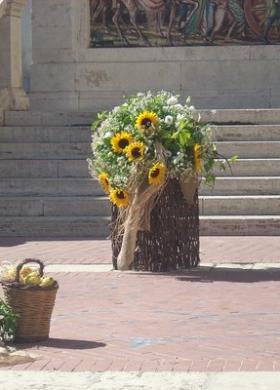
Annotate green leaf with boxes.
[229,155,238,163]
[204,174,216,186]
[178,131,191,147]
[91,111,108,132]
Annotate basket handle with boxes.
[15,259,44,283]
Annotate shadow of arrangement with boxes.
[176,268,280,283]
[15,338,106,350]
[125,267,280,283]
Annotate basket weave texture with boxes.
[1,259,58,342]
[112,178,200,272]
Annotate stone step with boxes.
[0,178,102,196]
[1,124,279,146]
[0,160,90,178]
[1,141,278,161]
[199,108,280,124]
[201,195,280,216]
[3,111,96,126]
[0,143,91,160]
[0,177,279,197]
[1,124,279,144]
[216,141,280,158]
[0,215,278,237]
[211,124,280,141]
[215,158,280,177]
[5,109,280,126]
[1,195,277,218]
[0,216,110,237]
[200,216,280,235]
[0,196,110,217]
[202,177,280,195]
[0,126,91,143]
[0,158,279,179]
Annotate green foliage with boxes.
[0,299,17,343]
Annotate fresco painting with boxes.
[90,0,280,47]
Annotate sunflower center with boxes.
[118,139,129,149]
[131,147,141,158]
[116,191,125,199]
[151,168,160,178]
[141,119,152,128]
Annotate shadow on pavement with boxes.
[16,338,106,350]
[175,269,280,283]
[124,267,280,283]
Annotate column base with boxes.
[0,87,29,111]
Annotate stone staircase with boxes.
[0,109,280,237]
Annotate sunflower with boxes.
[98,172,110,194]
[109,188,130,208]
[148,162,167,186]
[136,111,158,133]
[111,131,134,154]
[125,141,145,162]
[194,144,202,173]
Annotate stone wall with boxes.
[30,0,280,111]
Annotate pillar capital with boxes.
[1,0,27,17]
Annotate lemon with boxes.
[39,277,55,288]
[19,266,33,283]
[23,272,41,286]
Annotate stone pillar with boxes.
[0,0,29,110]
[30,0,89,111]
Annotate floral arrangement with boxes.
[89,91,235,270]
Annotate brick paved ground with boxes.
[2,267,280,372]
[0,236,279,264]
[1,236,280,374]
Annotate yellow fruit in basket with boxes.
[19,266,33,283]
[23,272,41,286]
[39,277,55,288]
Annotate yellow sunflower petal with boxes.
[194,144,202,173]
[148,162,167,186]
[111,131,134,154]
[98,172,110,194]
[136,111,158,133]
[125,141,145,162]
[109,188,130,208]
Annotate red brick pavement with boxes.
[3,269,280,372]
[0,236,279,265]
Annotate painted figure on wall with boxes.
[90,0,280,46]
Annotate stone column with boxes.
[0,0,29,110]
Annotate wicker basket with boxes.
[112,178,200,272]
[1,259,59,343]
